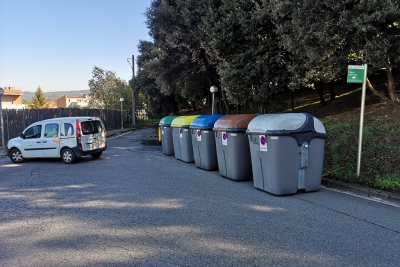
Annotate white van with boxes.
[7,117,107,164]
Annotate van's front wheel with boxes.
[61,148,76,164]
[90,152,102,158]
[9,148,25,163]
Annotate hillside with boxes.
[22,90,90,102]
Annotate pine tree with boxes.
[27,86,49,109]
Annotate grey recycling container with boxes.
[213,114,258,181]
[190,115,225,170]
[171,115,199,162]
[246,113,328,195]
[159,115,178,155]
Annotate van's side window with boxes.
[61,123,74,136]
[24,125,42,139]
[44,123,59,138]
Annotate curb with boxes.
[106,128,136,138]
[321,178,400,204]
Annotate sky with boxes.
[0,0,153,92]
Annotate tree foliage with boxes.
[27,86,49,109]
[88,66,132,111]
[136,40,179,116]
[138,0,400,116]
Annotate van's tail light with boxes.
[76,119,82,151]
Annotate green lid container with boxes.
[159,115,179,127]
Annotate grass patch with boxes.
[322,106,400,192]
[375,172,400,192]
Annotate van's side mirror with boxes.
[20,133,25,139]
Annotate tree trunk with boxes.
[291,91,295,111]
[316,81,327,105]
[220,84,230,115]
[385,64,399,105]
[366,78,398,108]
[329,81,336,100]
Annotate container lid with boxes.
[247,113,306,133]
[159,115,178,126]
[189,115,225,129]
[171,115,200,127]
[246,113,327,145]
[213,114,258,132]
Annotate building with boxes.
[1,87,25,109]
[56,95,89,108]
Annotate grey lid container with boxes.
[246,113,327,145]
[246,113,327,195]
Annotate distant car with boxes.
[7,116,107,164]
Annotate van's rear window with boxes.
[81,121,103,135]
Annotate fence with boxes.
[0,107,142,148]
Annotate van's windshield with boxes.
[81,120,104,135]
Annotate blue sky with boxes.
[0,0,152,92]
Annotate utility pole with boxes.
[127,55,136,126]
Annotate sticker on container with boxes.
[197,129,201,141]
[162,130,164,135]
[231,133,237,136]
[222,132,227,146]
[271,136,278,140]
[179,128,183,138]
[259,135,267,151]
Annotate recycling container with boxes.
[159,115,178,155]
[213,114,258,181]
[190,115,225,170]
[246,113,328,195]
[171,115,200,162]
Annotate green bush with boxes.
[322,112,400,192]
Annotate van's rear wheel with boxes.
[61,148,76,164]
[90,152,102,158]
[9,148,24,163]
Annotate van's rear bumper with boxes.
[72,145,107,157]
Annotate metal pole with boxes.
[120,99,124,130]
[357,63,368,176]
[132,55,136,126]
[0,95,5,155]
[212,93,215,115]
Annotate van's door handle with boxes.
[43,141,47,143]
[36,141,41,143]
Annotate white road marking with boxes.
[322,186,400,208]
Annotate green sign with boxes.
[347,65,365,83]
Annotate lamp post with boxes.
[120,98,124,130]
[210,85,218,115]
[0,87,5,155]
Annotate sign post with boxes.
[347,64,368,176]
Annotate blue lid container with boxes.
[190,115,225,130]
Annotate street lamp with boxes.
[210,85,218,115]
[0,87,5,155]
[120,98,124,130]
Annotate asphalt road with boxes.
[0,128,399,267]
